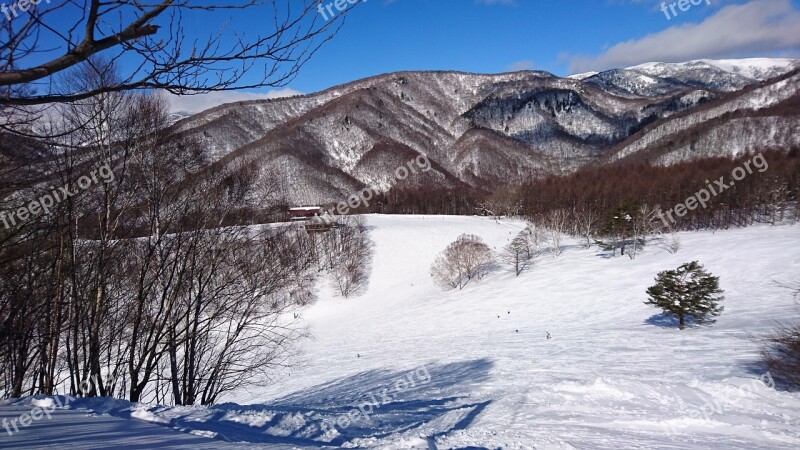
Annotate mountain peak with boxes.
[625,57,799,80]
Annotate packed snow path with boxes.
[0,400,232,449]
[1,215,799,449]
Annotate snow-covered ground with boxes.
[2,215,799,449]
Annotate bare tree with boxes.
[1,60,147,398]
[329,216,373,298]
[627,204,656,260]
[500,228,537,276]
[477,192,522,218]
[164,226,310,406]
[58,62,145,398]
[431,234,494,290]
[761,175,791,225]
[574,206,598,249]
[0,1,351,110]
[542,209,568,257]
[284,227,319,306]
[1,55,326,404]
[0,229,63,397]
[660,229,680,254]
[650,205,680,254]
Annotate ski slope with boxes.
[2,215,799,449]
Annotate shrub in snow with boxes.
[760,281,800,388]
[431,234,494,290]
[645,261,724,330]
[761,322,800,388]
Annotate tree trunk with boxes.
[168,329,181,405]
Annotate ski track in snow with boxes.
[2,215,799,449]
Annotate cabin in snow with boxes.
[289,206,323,222]
[288,206,337,233]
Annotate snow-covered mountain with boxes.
[584,58,799,98]
[167,111,193,124]
[635,58,799,84]
[169,58,799,205]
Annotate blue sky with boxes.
[165,0,800,111]
[290,0,694,91]
[4,0,799,111]
[281,0,800,93]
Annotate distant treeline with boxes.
[363,149,800,231]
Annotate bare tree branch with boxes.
[0,1,353,107]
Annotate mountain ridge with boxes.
[168,58,800,205]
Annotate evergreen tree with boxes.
[597,201,644,257]
[645,261,724,330]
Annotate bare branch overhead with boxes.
[0,0,352,106]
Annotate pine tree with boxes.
[645,261,724,330]
[597,201,643,257]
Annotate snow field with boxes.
[2,215,799,449]
[229,215,800,448]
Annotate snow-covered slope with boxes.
[606,70,800,165]
[3,216,799,448]
[567,71,599,81]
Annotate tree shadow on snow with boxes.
[135,358,495,447]
[644,313,701,329]
[741,353,800,392]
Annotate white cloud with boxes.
[506,60,536,72]
[569,0,800,73]
[163,88,303,114]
